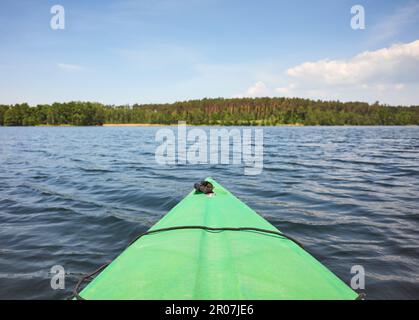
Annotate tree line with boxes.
[0,98,418,126]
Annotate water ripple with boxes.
[0,126,418,299]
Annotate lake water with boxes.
[0,126,418,300]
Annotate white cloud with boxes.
[286,40,419,86]
[233,81,268,98]
[57,63,83,72]
[235,40,419,105]
[245,81,268,97]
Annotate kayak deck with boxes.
[78,178,358,300]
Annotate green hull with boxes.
[79,178,358,300]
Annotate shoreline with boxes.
[102,123,306,127]
[102,123,177,127]
[1,124,417,127]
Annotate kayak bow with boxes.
[76,178,358,300]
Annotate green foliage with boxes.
[0,98,418,126]
[3,103,31,126]
[0,105,10,126]
[0,102,104,126]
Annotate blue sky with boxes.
[1,0,418,105]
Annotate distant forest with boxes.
[0,98,418,126]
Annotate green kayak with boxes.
[76,178,358,300]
